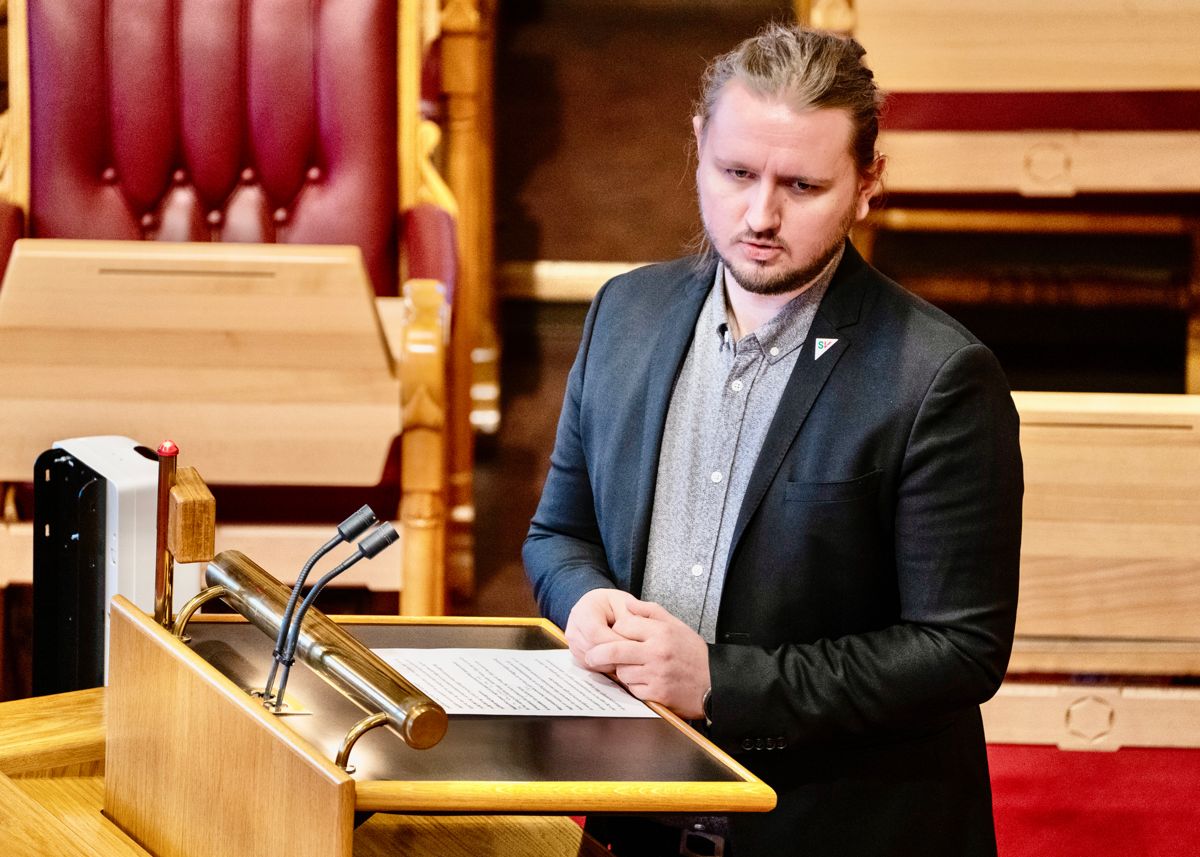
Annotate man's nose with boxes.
[744,182,781,234]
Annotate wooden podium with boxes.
[0,686,610,857]
[1,596,772,857]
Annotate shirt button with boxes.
[690,564,703,576]
[769,346,780,357]
[730,379,743,392]
[710,471,722,483]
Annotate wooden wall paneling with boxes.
[878,131,1200,197]
[1013,392,1200,641]
[853,0,1200,92]
[982,683,1200,750]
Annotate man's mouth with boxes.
[738,239,785,261]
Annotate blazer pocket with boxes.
[784,470,882,503]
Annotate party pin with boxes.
[815,338,838,360]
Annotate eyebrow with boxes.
[711,156,831,186]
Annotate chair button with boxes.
[273,207,289,224]
[139,212,156,229]
[306,165,322,182]
[741,738,754,751]
[241,167,256,183]
[755,738,764,750]
[173,169,188,184]
[777,737,787,750]
[206,210,223,226]
[101,166,117,183]
[765,737,775,750]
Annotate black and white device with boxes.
[32,436,203,695]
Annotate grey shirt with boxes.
[641,252,840,642]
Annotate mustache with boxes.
[732,231,788,251]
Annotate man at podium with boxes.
[525,22,1022,857]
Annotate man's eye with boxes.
[791,181,814,192]
[727,169,752,180]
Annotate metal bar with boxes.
[203,550,447,749]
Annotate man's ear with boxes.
[692,115,705,155]
[854,154,885,222]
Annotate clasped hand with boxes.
[564,588,710,720]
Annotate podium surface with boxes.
[93,598,771,857]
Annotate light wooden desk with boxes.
[0,688,608,857]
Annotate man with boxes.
[525,23,1022,857]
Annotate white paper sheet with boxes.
[372,647,658,718]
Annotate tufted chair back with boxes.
[28,0,401,296]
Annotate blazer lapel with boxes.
[725,243,874,565]
[628,261,714,595]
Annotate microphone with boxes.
[262,505,378,702]
[271,522,400,709]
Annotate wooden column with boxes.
[441,0,498,600]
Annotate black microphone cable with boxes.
[271,522,400,709]
[262,505,378,703]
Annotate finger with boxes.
[614,664,647,687]
[625,599,671,621]
[610,611,663,643]
[586,639,647,671]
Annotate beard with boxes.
[703,204,857,297]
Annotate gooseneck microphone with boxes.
[262,505,378,703]
[271,522,400,709]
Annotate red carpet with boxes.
[989,745,1200,856]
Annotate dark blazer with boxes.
[524,243,1023,856]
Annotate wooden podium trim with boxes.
[105,597,355,857]
[355,778,774,814]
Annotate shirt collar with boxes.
[710,245,843,363]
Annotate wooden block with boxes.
[167,466,215,564]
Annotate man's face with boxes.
[693,81,879,296]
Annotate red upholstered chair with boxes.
[0,0,459,614]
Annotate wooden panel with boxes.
[1009,638,1200,677]
[104,597,355,857]
[982,682,1200,750]
[356,812,609,857]
[1014,392,1200,641]
[0,687,105,776]
[0,239,402,485]
[879,131,1200,196]
[855,0,1200,92]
